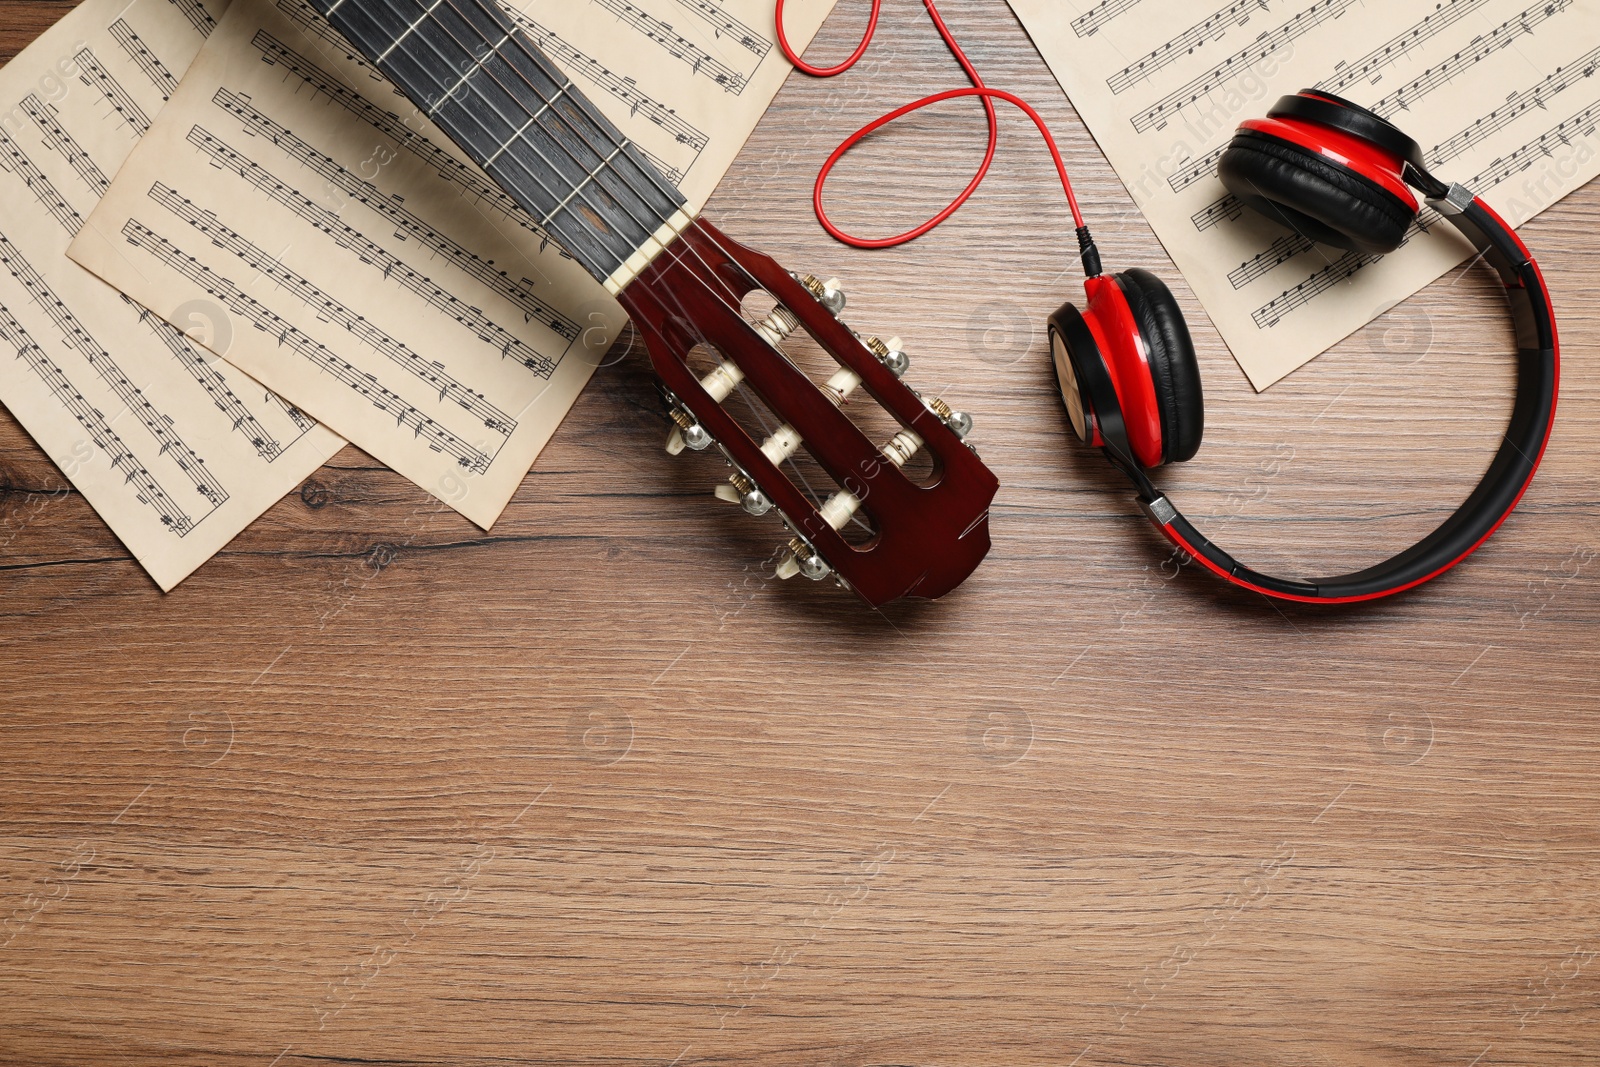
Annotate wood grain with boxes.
[2,3,1598,1066]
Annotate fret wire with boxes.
[480,85,563,168]
[406,0,762,343]
[352,0,668,249]
[376,0,448,63]
[457,0,685,210]
[431,0,764,353]
[423,31,510,116]
[420,2,764,318]
[332,0,650,262]
[541,142,627,228]
[407,0,678,230]
[422,0,673,228]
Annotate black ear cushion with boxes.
[1116,268,1204,464]
[1218,131,1416,255]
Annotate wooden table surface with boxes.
[3,2,1598,1065]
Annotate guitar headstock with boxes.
[615,217,998,608]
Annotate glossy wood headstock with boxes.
[616,217,998,607]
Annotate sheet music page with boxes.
[1006,0,1600,389]
[68,0,835,528]
[0,0,344,591]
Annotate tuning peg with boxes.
[714,469,773,516]
[666,406,715,452]
[776,536,832,581]
[924,395,972,440]
[666,305,803,453]
[775,429,924,582]
[794,274,846,316]
[864,335,909,378]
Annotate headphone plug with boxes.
[1077,225,1102,278]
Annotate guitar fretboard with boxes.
[310,0,688,284]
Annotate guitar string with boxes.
[356,0,765,331]
[337,0,674,259]
[412,0,893,523]
[399,0,821,382]
[333,0,870,518]
[416,0,775,298]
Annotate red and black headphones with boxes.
[776,4,1560,604]
[1049,89,1560,603]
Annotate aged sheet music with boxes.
[0,0,344,591]
[1007,0,1600,389]
[70,0,835,527]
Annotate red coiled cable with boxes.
[773,0,1087,249]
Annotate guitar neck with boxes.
[311,0,691,290]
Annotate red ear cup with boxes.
[1219,91,1421,254]
[1048,271,1204,470]
[1079,274,1165,468]
[1115,269,1204,464]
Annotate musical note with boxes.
[1250,210,1440,328]
[125,293,307,464]
[249,30,566,247]
[587,0,749,95]
[168,0,216,39]
[272,395,317,434]
[1428,44,1600,165]
[1,303,195,534]
[1316,0,1506,96]
[0,126,83,235]
[213,87,579,339]
[150,180,521,443]
[1168,145,1228,195]
[1229,233,1314,289]
[1370,0,1576,117]
[73,47,151,136]
[1471,97,1600,190]
[1132,0,1359,133]
[506,9,708,182]
[184,125,567,377]
[1008,0,1600,387]
[1072,0,1144,38]
[0,231,230,509]
[273,0,406,95]
[110,18,179,99]
[1191,193,1243,232]
[1108,0,1272,96]
[122,219,494,474]
[22,93,109,196]
[668,0,772,60]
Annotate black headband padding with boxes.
[1117,268,1204,464]
[1219,131,1415,254]
[1270,91,1426,168]
[1155,198,1557,601]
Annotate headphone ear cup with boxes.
[1116,268,1204,464]
[1219,131,1415,254]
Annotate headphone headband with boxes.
[1139,186,1559,603]
[1267,90,1426,171]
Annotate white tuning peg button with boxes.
[775,428,924,581]
[666,306,806,453]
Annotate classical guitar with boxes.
[305,0,998,607]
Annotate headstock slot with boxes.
[729,381,883,548]
[618,217,997,606]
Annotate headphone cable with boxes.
[774,0,1100,276]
